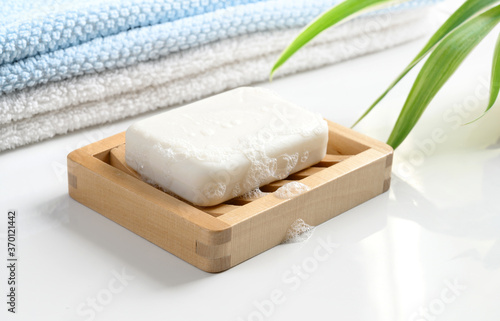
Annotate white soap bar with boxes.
[126,87,328,206]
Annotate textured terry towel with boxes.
[0,0,437,95]
[0,0,263,65]
[0,6,432,151]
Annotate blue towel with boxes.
[0,0,437,96]
[0,0,263,65]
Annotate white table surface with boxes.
[2,1,499,320]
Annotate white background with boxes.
[1,1,500,320]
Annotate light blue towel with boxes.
[0,0,438,95]
[0,0,263,65]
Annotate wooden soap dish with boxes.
[67,120,393,272]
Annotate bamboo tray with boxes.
[67,120,393,272]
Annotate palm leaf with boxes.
[387,4,500,148]
[270,0,401,79]
[352,0,500,127]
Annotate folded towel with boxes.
[0,6,430,151]
[0,0,436,95]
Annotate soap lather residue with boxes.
[281,219,315,244]
[274,181,310,199]
[240,188,266,200]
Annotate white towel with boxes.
[0,8,430,151]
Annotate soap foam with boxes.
[273,182,311,199]
[281,219,315,244]
[202,182,226,200]
[240,188,266,200]
[300,151,309,163]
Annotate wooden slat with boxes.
[197,204,239,217]
[286,167,324,180]
[225,193,269,206]
[260,180,292,192]
[316,154,352,167]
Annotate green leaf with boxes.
[484,32,500,112]
[386,5,500,148]
[270,0,401,79]
[352,0,500,127]
[464,32,500,124]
